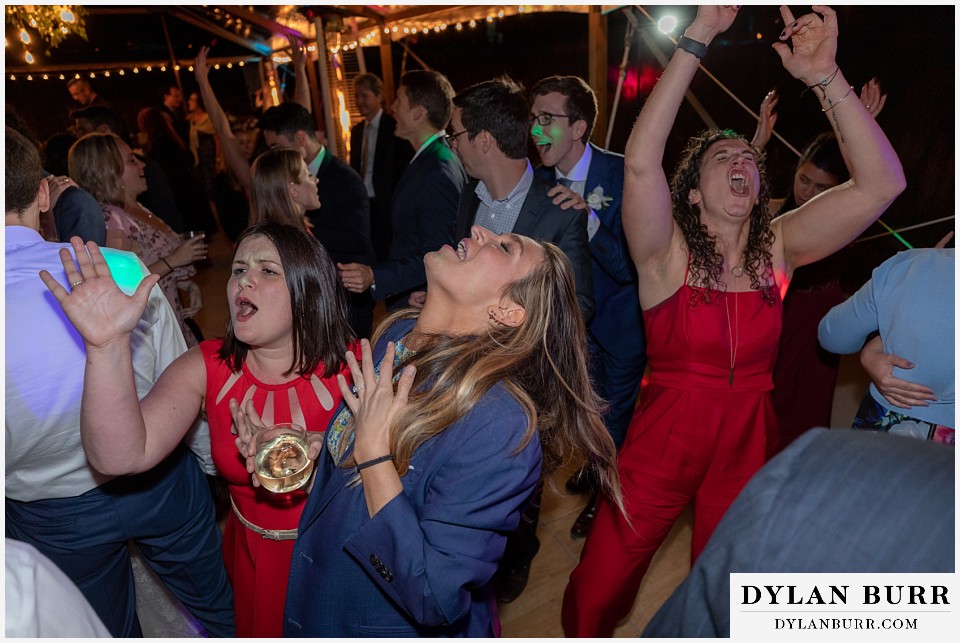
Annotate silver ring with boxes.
[70,280,83,287]
[355,384,365,393]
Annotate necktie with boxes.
[558,177,574,189]
[361,125,370,178]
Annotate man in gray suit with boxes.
[644,428,955,638]
[449,76,593,321]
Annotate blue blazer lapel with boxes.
[298,330,398,534]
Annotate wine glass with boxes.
[253,423,315,493]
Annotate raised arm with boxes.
[772,6,905,271]
[289,36,312,113]
[39,239,207,475]
[622,5,741,270]
[194,46,252,193]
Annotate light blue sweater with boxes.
[818,248,954,426]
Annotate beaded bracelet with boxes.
[356,454,394,472]
[821,85,855,113]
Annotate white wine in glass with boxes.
[254,423,315,493]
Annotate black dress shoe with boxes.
[494,541,540,604]
[570,494,599,539]
[565,465,598,495]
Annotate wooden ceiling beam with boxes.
[166,7,273,55]
[217,5,304,39]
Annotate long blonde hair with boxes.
[68,133,125,207]
[248,148,309,229]
[336,242,624,515]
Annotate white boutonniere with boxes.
[585,186,613,211]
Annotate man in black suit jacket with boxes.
[259,102,376,338]
[349,73,413,263]
[339,71,467,311]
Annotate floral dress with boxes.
[102,203,198,346]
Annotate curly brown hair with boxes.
[669,129,777,305]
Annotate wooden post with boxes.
[378,20,396,107]
[588,6,608,148]
[313,14,340,157]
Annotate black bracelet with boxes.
[677,36,708,60]
[161,257,173,272]
[356,454,394,472]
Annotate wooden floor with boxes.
[181,229,869,638]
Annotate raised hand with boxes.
[773,5,839,85]
[859,336,936,409]
[39,237,160,349]
[751,89,779,150]
[288,34,306,73]
[688,5,741,42]
[859,77,887,118]
[194,46,211,84]
[335,339,416,463]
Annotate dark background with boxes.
[6,5,954,287]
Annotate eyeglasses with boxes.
[445,129,469,145]
[529,112,575,127]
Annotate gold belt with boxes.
[229,497,298,541]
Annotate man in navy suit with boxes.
[444,77,594,604]
[339,71,467,311]
[530,76,647,540]
[259,102,376,338]
[349,73,413,263]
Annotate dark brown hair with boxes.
[218,222,355,377]
[670,129,776,305]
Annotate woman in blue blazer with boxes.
[234,225,625,636]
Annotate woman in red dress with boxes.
[40,221,358,637]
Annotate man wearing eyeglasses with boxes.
[338,70,467,312]
[529,76,647,543]
[447,76,594,321]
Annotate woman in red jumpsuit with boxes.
[562,5,906,636]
